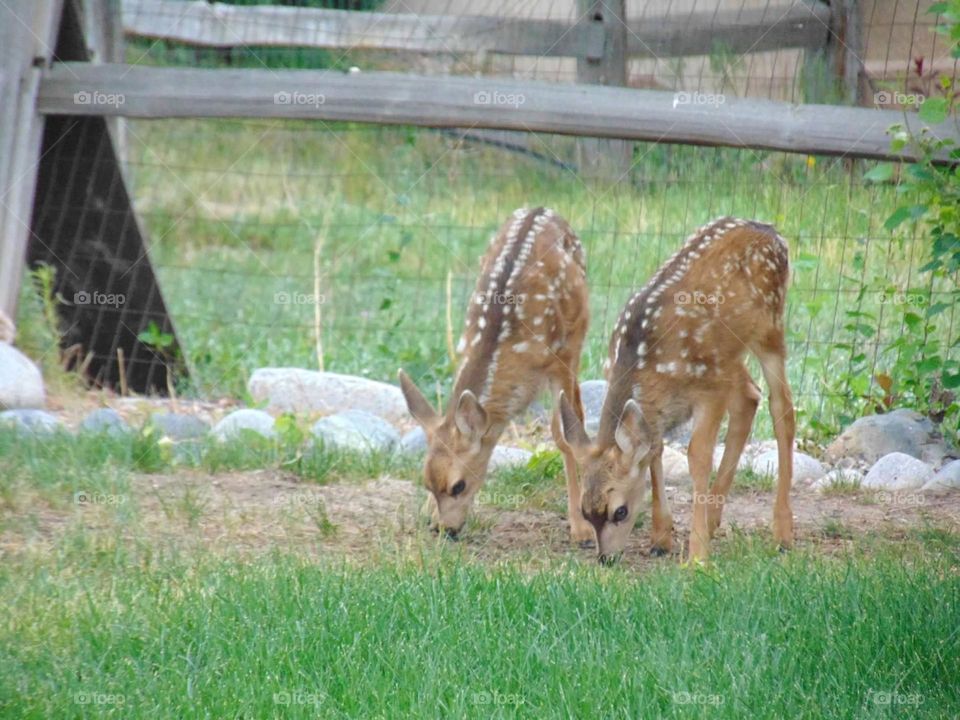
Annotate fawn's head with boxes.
[398,369,491,536]
[559,392,653,563]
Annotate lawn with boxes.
[2,532,958,719]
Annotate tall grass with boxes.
[1,538,957,718]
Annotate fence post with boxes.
[576,0,631,177]
[829,0,866,105]
[0,0,64,321]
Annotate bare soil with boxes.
[5,469,959,569]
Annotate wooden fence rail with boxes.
[37,63,960,162]
[120,0,831,59]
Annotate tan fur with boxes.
[562,217,794,562]
[400,207,592,542]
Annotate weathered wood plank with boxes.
[119,0,830,58]
[37,64,960,162]
[0,0,64,319]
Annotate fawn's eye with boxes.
[613,505,628,523]
[450,479,467,497]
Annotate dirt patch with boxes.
[4,470,959,567]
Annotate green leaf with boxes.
[943,372,960,389]
[864,163,895,182]
[884,206,913,230]
[919,97,949,124]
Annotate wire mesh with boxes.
[15,0,959,438]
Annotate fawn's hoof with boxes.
[649,546,669,557]
[578,539,596,550]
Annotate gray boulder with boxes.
[922,459,960,495]
[750,449,825,484]
[212,409,276,442]
[812,468,864,493]
[312,410,399,453]
[579,380,607,435]
[661,445,691,487]
[0,342,44,409]
[149,412,210,441]
[249,368,408,424]
[0,409,61,434]
[826,409,949,466]
[80,408,129,436]
[489,446,533,469]
[399,426,428,456]
[862,452,934,491]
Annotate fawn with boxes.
[559,217,794,563]
[399,206,593,543]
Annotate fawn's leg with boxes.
[549,376,595,547]
[756,340,795,549]
[687,396,726,561]
[649,445,673,555]
[708,366,761,537]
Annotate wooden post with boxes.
[576,0,631,178]
[827,0,866,106]
[0,0,64,321]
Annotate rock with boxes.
[579,380,607,435]
[399,426,428,456]
[80,408,129,436]
[922,459,960,495]
[750,450,825,484]
[212,409,276,442]
[312,410,399,452]
[0,409,61,434]
[149,412,210,441]
[665,418,693,445]
[812,468,864,493]
[249,368,408,424]
[489,446,533,469]
[825,409,949,466]
[0,342,45,409]
[661,446,691,487]
[862,452,934,491]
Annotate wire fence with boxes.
[15,0,960,439]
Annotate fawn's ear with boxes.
[614,399,651,462]
[454,390,488,442]
[398,369,439,431]
[559,391,590,451]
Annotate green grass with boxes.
[0,427,417,510]
[1,538,958,718]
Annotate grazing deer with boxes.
[559,217,794,563]
[399,207,593,543]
